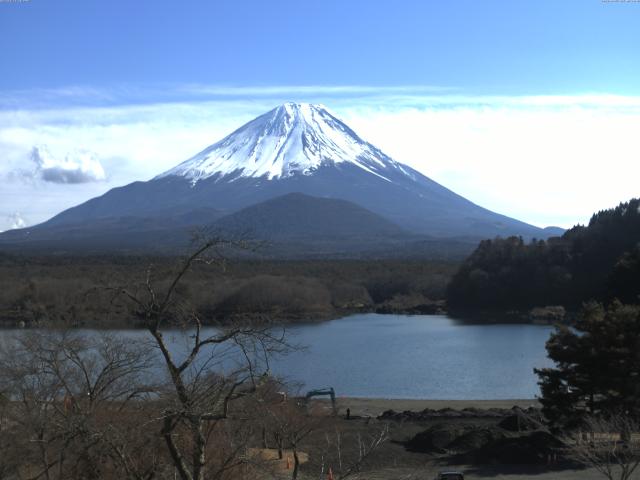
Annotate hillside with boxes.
[446,198,640,311]
[212,192,406,239]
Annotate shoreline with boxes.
[315,397,541,417]
[0,309,561,330]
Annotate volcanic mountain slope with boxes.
[0,208,225,252]
[1,102,561,254]
[212,192,406,240]
[207,193,476,259]
[0,193,477,259]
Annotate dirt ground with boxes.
[343,465,606,480]
[297,398,607,480]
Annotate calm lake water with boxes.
[272,314,555,399]
[4,314,555,400]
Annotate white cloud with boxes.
[0,87,639,229]
[340,101,640,228]
[8,212,26,229]
[0,212,27,233]
[28,145,107,184]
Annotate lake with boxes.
[3,314,555,400]
[272,314,554,399]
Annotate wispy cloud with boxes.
[0,85,118,109]
[174,84,458,98]
[0,84,457,110]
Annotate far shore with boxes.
[314,397,541,417]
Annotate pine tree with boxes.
[535,301,640,429]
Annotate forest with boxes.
[0,254,455,328]
[446,198,640,313]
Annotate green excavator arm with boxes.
[304,387,336,414]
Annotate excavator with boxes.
[304,387,337,415]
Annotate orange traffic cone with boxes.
[327,467,334,480]
[286,456,292,469]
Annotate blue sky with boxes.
[1,0,639,231]
[2,0,639,94]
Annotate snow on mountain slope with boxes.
[157,103,414,184]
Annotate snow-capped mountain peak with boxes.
[158,102,410,184]
[8,102,555,246]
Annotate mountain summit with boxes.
[158,103,412,183]
[0,103,563,255]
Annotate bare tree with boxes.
[318,424,389,480]
[0,330,157,480]
[565,414,640,480]
[261,400,317,480]
[116,239,291,480]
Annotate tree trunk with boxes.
[292,447,300,480]
[162,417,193,480]
[192,420,207,480]
[274,432,283,459]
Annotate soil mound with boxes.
[464,431,564,464]
[498,408,545,432]
[406,423,475,453]
[379,406,535,422]
[447,427,506,452]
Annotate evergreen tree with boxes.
[535,302,640,429]
[608,245,640,304]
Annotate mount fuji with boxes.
[158,102,415,183]
[0,103,562,256]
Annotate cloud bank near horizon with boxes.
[0,84,639,232]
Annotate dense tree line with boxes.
[447,198,640,311]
